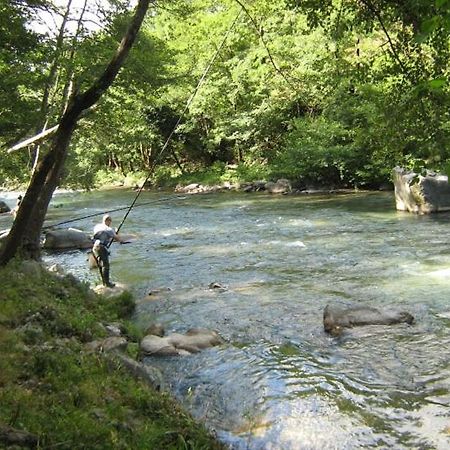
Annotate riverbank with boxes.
[0,260,224,449]
[1,160,393,196]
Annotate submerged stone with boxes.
[0,201,11,213]
[323,304,414,336]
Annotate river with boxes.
[1,189,449,449]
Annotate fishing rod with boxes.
[42,195,187,230]
[44,10,242,240]
[112,9,243,239]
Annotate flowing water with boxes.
[2,189,449,449]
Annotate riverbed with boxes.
[1,189,449,449]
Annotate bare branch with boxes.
[7,126,58,153]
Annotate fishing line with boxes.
[42,195,187,230]
[43,8,242,240]
[113,8,243,239]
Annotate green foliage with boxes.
[161,161,271,187]
[401,154,428,175]
[0,0,42,132]
[273,116,355,186]
[175,162,234,185]
[234,161,271,181]
[61,15,175,188]
[151,165,183,187]
[3,0,450,189]
[0,0,46,184]
[0,260,224,449]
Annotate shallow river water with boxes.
[2,189,449,449]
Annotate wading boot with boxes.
[103,268,115,288]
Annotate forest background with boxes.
[1,0,450,192]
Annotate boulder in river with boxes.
[43,228,92,249]
[265,179,292,194]
[0,201,11,213]
[393,166,450,214]
[323,304,414,336]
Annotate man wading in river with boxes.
[92,214,124,287]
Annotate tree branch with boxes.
[232,0,299,91]
[358,0,410,78]
[7,126,59,153]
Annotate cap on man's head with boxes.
[103,214,112,223]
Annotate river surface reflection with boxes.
[2,189,449,449]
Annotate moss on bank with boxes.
[0,260,224,449]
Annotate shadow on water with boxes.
[5,188,447,450]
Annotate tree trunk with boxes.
[1,117,77,261]
[32,0,74,171]
[0,0,151,265]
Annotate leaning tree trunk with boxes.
[0,0,151,265]
[1,116,78,261]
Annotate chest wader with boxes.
[92,243,115,287]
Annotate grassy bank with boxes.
[0,260,224,449]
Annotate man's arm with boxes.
[113,229,125,243]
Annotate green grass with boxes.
[0,260,224,449]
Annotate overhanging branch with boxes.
[7,106,96,154]
[7,125,59,153]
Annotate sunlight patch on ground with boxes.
[93,282,129,296]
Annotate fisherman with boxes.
[92,214,124,288]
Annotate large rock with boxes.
[86,336,128,353]
[0,201,10,213]
[43,228,92,249]
[140,327,223,357]
[175,183,237,194]
[265,179,292,194]
[323,304,414,336]
[241,180,267,192]
[112,353,165,391]
[93,283,129,297]
[0,424,38,448]
[393,167,450,213]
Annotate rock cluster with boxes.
[140,326,223,357]
[175,179,292,194]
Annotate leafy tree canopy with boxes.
[1,0,450,189]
